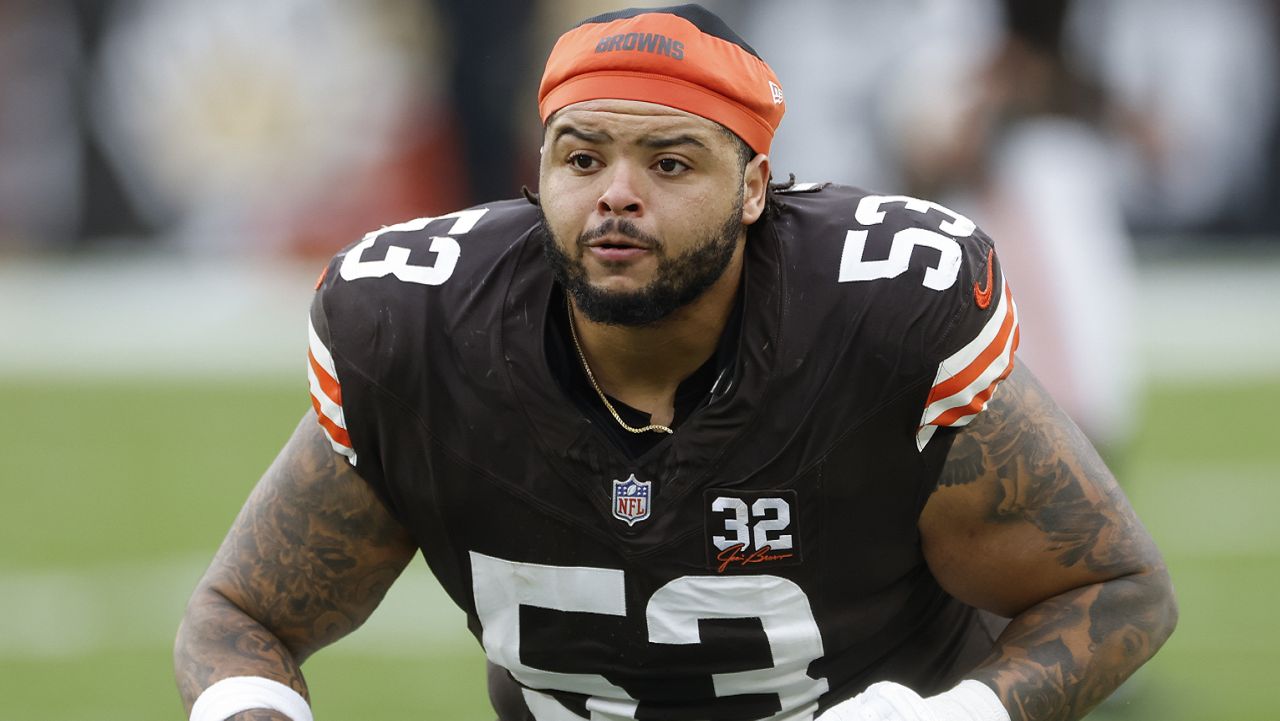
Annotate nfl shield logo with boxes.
[612,474,652,526]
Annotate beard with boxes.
[539,194,744,327]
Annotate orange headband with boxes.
[538,5,785,155]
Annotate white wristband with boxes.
[190,676,314,721]
[927,680,1009,721]
[818,680,1009,721]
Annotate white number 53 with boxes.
[470,551,828,720]
[339,208,489,285]
[838,194,974,291]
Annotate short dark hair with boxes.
[715,124,755,170]
[716,124,784,223]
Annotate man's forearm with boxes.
[174,587,308,717]
[968,569,1177,721]
[174,415,417,718]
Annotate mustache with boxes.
[579,219,661,248]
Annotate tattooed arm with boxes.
[174,411,417,718]
[919,364,1177,721]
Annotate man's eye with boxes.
[655,158,688,174]
[569,153,597,170]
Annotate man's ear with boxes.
[741,154,770,225]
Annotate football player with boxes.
[175,5,1176,721]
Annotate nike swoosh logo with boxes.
[974,248,994,310]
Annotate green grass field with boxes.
[2,376,1276,720]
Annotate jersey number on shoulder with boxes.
[839,194,975,291]
[339,208,489,285]
[470,551,828,720]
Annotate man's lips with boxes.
[586,234,652,251]
[585,234,653,263]
[587,244,649,262]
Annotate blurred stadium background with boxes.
[2,1,1277,719]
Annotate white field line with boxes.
[1126,461,1280,560]
[1,254,1278,381]
[2,455,1276,662]
[0,256,317,380]
[0,556,473,660]
[1134,257,1280,382]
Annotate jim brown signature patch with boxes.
[704,489,802,573]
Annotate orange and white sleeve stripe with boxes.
[916,277,1020,451]
[307,317,357,465]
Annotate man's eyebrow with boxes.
[638,134,711,151]
[552,126,613,145]
[550,126,711,152]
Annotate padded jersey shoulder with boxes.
[310,198,543,381]
[770,183,1008,365]
[767,184,1017,448]
[304,198,542,477]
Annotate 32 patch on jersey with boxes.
[704,490,802,573]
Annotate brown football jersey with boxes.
[307,183,1019,720]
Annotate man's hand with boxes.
[174,411,417,715]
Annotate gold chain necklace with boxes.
[566,299,674,435]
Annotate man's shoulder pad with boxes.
[312,198,540,365]
[768,184,1006,357]
[317,198,539,299]
[776,184,986,241]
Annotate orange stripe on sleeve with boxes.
[308,349,343,406]
[928,357,1016,428]
[310,393,353,449]
[924,300,1016,407]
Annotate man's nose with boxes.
[597,164,644,217]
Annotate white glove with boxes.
[817,680,1009,721]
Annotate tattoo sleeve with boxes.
[921,365,1178,721]
[174,412,417,715]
